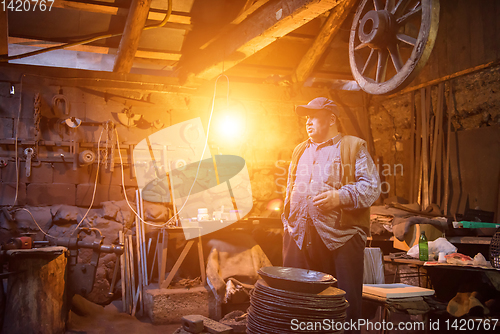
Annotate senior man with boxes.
[281,97,381,326]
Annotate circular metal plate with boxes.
[258,266,337,294]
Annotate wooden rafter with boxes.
[181,0,342,81]
[199,0,271,50]
[293,0,357,84]
[52,0,191,25]
[9,37,181,61]
[0,8,7,57]
[233,0,271,25]
[113,0,153,73]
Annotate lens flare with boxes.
[218,115,242,139]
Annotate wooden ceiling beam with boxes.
[199,0,271,50]
[293,0,357,84]
[113,0,153,73]
[181,0,342,81]
[233,0,271,25]
[52,0,191,25]
[311,70,353,81]
[0,8,8,57]
[8,37,181,61]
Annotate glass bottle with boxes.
[419,231,428,261]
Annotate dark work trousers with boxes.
[283,222,365,331]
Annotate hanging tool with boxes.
[24,147,34,178]
[52,94,70,115]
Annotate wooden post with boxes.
[161,240,194,289]
[429,83,444,204]
[435,83,445,206]
[2,247,68,334]
[119,230,126,312]
[293,0,358,84]
[409,92,415,203]
[113,0,153,73]
[443,83,453,215]
[421,88,430,209]
[197,235,206,285]
[0,7,8,58]
[414,91,422,205]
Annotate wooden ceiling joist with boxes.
[181,0,342,81]
[113,0,153,73]
[9,37,181,61]
[199,0,272,50]
[293,0,357,83]
[0,9,8,57]
[53,0,191,25]
[232,0,271,25]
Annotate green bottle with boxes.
[419,231,428,261]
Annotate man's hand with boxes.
[313,190,340,211]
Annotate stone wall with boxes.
[368,65,500,203]
[0,63,327,303]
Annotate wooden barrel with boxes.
[2,246,68,334]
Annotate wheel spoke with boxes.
[392,0,411,16]
[397,33,417,46]
[397,4,422,25]
[362,48,377,76]
[373,0,383,11]
[385,0,395,12]
[388,43,403,72]
[355,42,369,51]
[376,49,389,83]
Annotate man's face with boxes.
[305,109,333,143]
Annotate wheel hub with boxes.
[358,10,394,49]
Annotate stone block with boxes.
[0,96,20,118]
[92,217,122,244]
[0,182,26,206]
[102,200,135,229]
[76,184,123,207]
[52,162,98,184]
[0,160,17,182]
[13,206,52,232]
[20,162,54,184]
[144,285,216,324]
[0,117,14,138]
[99,165,138,187]
[26,183,76,206]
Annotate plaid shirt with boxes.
[282,133,380,251]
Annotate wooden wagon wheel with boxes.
[349,0,440,95]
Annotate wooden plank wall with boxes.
[409,0,500,88]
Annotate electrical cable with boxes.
[1,0,172,62]
[73,127,105,231]
[11,76,24,207]
[115,73,230,227]
[15,208,58,239]
[115,129,172,227]
[9,68,228,237]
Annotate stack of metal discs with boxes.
[247,279,349,334]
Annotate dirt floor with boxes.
[65,295,182,334]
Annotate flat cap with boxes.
[295,97,339,116]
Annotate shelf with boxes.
[447,236,491,245]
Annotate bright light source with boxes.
[266,198,283,212]
[218,114,242,139]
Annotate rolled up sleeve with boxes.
[338,146,380,210]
